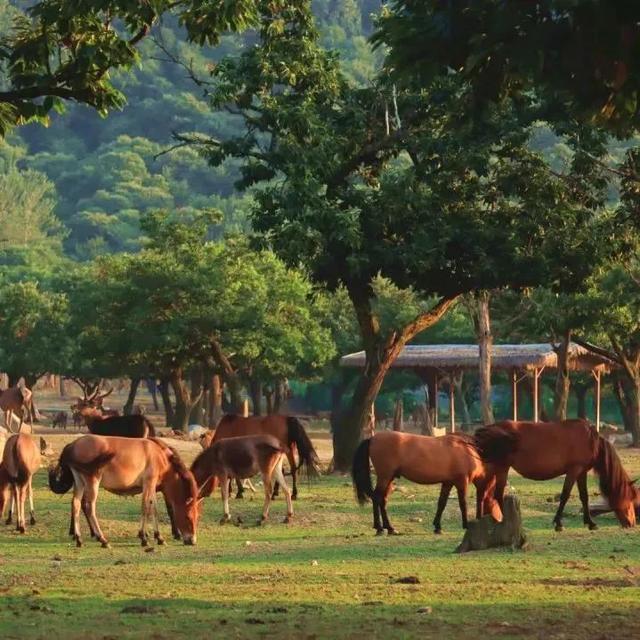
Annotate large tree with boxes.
[374,1,640,135]
[192,4,611,468]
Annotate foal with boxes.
[191,435,298,525]
[0,434,40,532]
[352,431,500,535]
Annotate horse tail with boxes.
[48,444,74,494]
[593,436,635,512]
[142,417,156,437]
[286,417,319,478]
[352,438,373,505]
[474,423,519,464]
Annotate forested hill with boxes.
[1,0,381,260]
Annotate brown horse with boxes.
[209,415,318,499]
[0,434,41,532]
[0,386,33,433]
[475,419,640,529]
[79,406,155,437]
[48,435,200,547]
[352,431,500,535]
[191,434,303,525]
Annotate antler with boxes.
[93,386,114,405]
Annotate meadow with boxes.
[1,431,639,640]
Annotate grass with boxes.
[1,434,640,640]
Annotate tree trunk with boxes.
[274,379,288,414]
[249,377,262,416]
[145,378,160,411]
[188,368,205,424]
[123,377,141,415]
[629,376,640,447]
[23,374,43,422]
[209,339,243,413]
[210,374,222,425]
[474,291,494,425]
[452,371,472,428]
[59,376,66,398]
[392,395,403,431]
[553,329,572,420]
[264,386,274,414]
[574,380,591,420]
[170,369,203,432]
[158,377,175,427]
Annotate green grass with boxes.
[2,446,640,640]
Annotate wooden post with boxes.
[593,369,601,432]
[242,399,249,417]
[434,374,439,430]
[449,379,455,433]
[533,368,539,422]
[512,369,518,421]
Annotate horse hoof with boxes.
[588,523,598,531]
[283,516,292,524]
[387,529,400,536]
[156,537,165,546]
[5,517,12,525]
[140,538,148,547]
[292,493,298,501]
[173,533,181,541]
[17,525,25,534]
[434,528,442,535]
[76,538,83,548]
[29,517,36,526]
[101,541,110,549]
[235,493,244,500]
[554,523,563,532]
[375,529,385,536]
[219,517,230,525]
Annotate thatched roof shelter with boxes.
[340,343,613,430]
[340,343,613,373]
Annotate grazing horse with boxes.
[352,431,501,535]
[199,430,257,494]
[0,434,40,532]
[191,434,310,525]
[79,406,156,437]
[209,414,318,499]
[48,435,200,547]
[0,386,33,433]
[475,419,640,530]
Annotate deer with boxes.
[0,386,33,434]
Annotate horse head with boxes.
[164,451,201,545]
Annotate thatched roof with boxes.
[340,343,613,373]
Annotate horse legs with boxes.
[553,471,578,532]
[152,499,165,545]
[577,470,598,530]
[493,467,509,511]
[376,481,397,535]
[14,484,25,533]
[84,479,109,548]
[138,484,155,547]
[273,458,293,523]
[433,483,453,534]
[165,499,181,540]
[235,478,245,499]
[455,479,469,529]
[5,489,14,525]
[260,462,279,524]
[220,474,231,524]
[27,476,36,526]
[70,470,85,547]
[287,449,298,500]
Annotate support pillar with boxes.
[532,367,545,422]
[592,369,601,432]
[449,379,455,433]
[512,369,518,421]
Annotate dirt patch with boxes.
[540,577,637,588]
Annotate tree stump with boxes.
[456,494,527,553]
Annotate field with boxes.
[1,426,640,640]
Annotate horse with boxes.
[199,430,256,494]
[475,419,640,530]
[52,411,68,430]
[79,406,156,437]
[48,435,200,547]
[0,434,41,532]
[208,414,318,499]
[0,386,33,433]
[191,434,311,525]
[352,431,501,536]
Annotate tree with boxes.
[194,5,611,468]
[0,1,274,136]
[374,1,640,135]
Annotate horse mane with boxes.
[150,439,197,497]
[593,435,636,510]
[474,423,520,464]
